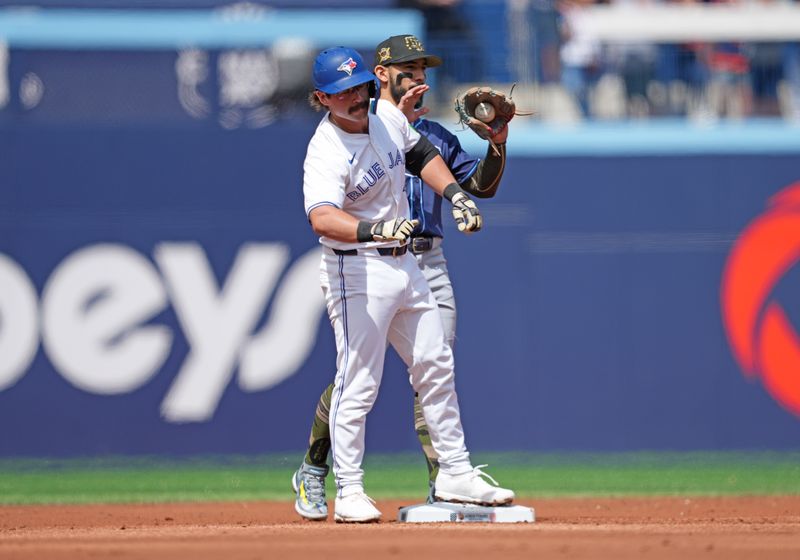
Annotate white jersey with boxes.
[303,99,420,251]
[301,95,478,501]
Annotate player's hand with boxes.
[398,84,430,123]
[450,192,482,233]
[370,218,420,242]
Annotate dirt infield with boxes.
[2,496,799,559]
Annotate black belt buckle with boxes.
[410,237,433,254]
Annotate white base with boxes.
[397,502,535,523]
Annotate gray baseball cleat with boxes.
[291,462,329,520]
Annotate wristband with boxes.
[356,221,374,243]
[442,183,463,202]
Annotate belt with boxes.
[332,245,408,257]
[410,236,438,254]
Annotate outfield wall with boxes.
[2,115,800,456]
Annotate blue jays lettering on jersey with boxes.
[406,119,479,238]
[347,161,386,202]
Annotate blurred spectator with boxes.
[781,1,800,122]
[784,40,800,122]
[745,0,791,117]
[653,41,711,117]
[528,0,563,84]
[558,0,605,117]
[706,40,751,118]
[651,0,711,119]
[747,41,782,116]
[606,0,659,118]
[701,0,751,119]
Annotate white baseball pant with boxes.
[320,248,472,495]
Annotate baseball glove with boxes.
[454,86,518,141]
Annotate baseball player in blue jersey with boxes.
[294,36,510,522]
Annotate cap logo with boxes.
[378,47,392,64]
[404,36,424,52]
[337,57,358,76]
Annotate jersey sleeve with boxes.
[303,134,347,217]
[377,99,421,152]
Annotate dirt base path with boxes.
[2,497,799,559]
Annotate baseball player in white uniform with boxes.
[301,46,514,523]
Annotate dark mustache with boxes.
[349,100,369,114]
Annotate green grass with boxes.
[1,451,799,505]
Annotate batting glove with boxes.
[357,218,419,243]
[443,184,482,233]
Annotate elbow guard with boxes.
[405,135,439,177]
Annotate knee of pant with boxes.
[411,355,451,376]
[410,359,455,391]
[412,335,452,362]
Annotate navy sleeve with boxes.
[422,121,480,185]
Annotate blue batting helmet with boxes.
[313,47,375,95]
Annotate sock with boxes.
[304,383,333,467]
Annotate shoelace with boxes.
[302,470,326,501]
[472,464,500,487]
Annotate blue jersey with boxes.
[407,119,480,238]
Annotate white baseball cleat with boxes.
[434,464,515,506]
[334,490,382,523]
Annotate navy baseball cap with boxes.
[374,35,442,68]
[313,47,375,94]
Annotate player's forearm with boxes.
[418,155,460,197]
[308,206,361,243]
[309,206,417,243]
[460,142,506,199]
